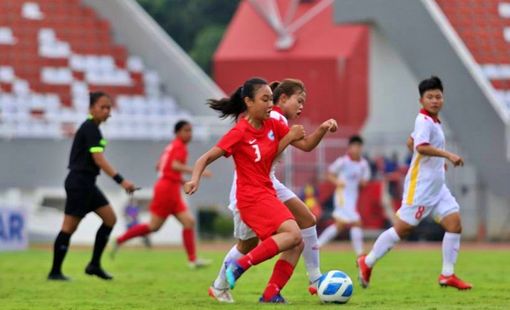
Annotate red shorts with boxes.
[149,179,187,218]
[237,194,295,240]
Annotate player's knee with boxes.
[237,238,258,254]
[183,217,195,229]
[106,215,117,227]
[446,222,462,234]
[296,239,305,253]
[290,230,303,247]
[300,213,316,228]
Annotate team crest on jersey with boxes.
[267,130,275,141]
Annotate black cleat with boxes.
[85,264,113,280]
[47,273,71,281]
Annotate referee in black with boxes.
[48,91,137,281]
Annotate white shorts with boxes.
[231,176,297,240]
[332,206,361,223]
[396,185,460,226]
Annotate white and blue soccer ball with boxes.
[317,270,353,304]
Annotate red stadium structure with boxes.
[214,0,369,135]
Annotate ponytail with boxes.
[207,77,268,120]
[207,87,246,120]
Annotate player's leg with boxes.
[49,176,88,281]
[226,219,302,290]
[48,214,81,280]
[260,237,305,303]
[318,217,345,247]
[283,197,322,289]
[435,188,471,289]
[174,210,211,268]
[350,221,364,257]
[85,204,116,280]
[212,210,257,290]
[359,204,430,288]
[210,237,258,303]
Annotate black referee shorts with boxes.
[64,171,109,218]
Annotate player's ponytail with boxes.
[272,78,305,103]
[207,77,268,120]
[269,81,280,91]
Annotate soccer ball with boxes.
[317,270,353,304]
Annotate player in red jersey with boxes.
[185,77,307,303]
[208,79,337,303]
[112,120,212,268]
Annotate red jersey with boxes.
[158,137,187,182]
[217,117,290,204]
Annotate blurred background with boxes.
[1,0,509,250]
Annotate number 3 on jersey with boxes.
[251,144,261,162]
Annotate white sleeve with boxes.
[413,116,432,149]
[328,157,344,175]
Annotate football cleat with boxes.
[308,277,320,295]
[85,264,113,280]
[208,285,235,303]
[438,274,472,290]
[110,239,120,260]
[188,257,212,269]
[356,255,372,288]
[47,272,71,281]
[259,293,287,304]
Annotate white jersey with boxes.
[328,154,370,209]
[228,107,290,211]
[402,110,446,207]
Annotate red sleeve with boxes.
[217,128,243,157]
[173,145,187,163]
[272,118,290,141]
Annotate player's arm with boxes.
[92,152,137,192]
[291,119,338,152]
[184,147,224,195]
[172,160,212,177]
[276,124,305,157]
[326,157,345,187]
[415,144,464,167]
[406,136,414,153]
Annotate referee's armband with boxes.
[89,146,104,153]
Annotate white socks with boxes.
[365,227,400,267]
[350,227,364,256]
[301,226,322,282]
[441,232,460,276]
[213,244,244,289]
[317,224,338,247]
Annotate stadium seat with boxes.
[0,0,191,139]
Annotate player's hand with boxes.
[447,153,464,167]
[184,181,198,195]
[336,180,346,188]
[202,169,213,178]
[321,119,338,133]
[289,125,305,141]
[121,180,137,193]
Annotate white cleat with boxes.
[208,285,235,303]
[189,258,212,269]
[110,239,120,260]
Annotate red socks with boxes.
[262,259,295,301]
[117,223,151,244]
[182,228,196,262]
[237,237,279,270]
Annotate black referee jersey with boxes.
[64,116,109,217]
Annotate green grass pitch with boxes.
[1,244,509,309]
